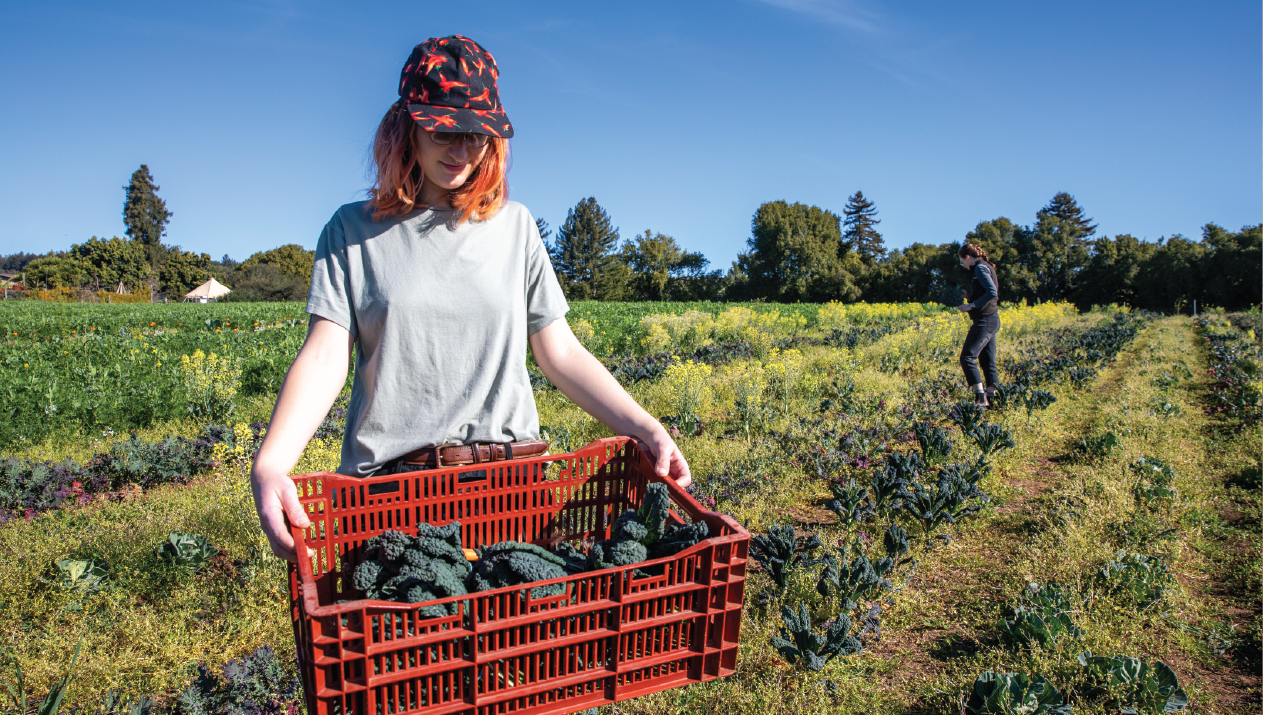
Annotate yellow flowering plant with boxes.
[721,361,767,440]
[661,358,713,434]
[180,349,241,421]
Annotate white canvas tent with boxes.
[184,277,231,303]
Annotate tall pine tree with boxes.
[552,197,626,300]
[842,191,885,261]
[123,164,172,266]
[1037,192,1096,237]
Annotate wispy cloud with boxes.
[750,0,883,34]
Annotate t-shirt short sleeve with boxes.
[306,212,358,338]
[524,219,569,335]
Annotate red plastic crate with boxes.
[288,437,749,715]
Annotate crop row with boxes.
[727,310,1191,713]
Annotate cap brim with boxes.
[407,104,514,138]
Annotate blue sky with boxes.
[0,1,1258,271]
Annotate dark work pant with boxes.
[960,314,1000,389]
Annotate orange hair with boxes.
[367,100,509,224]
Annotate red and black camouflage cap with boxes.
[399,35,513,138]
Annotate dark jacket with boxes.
[967,262,999,321]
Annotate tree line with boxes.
[6,166,1258,312]
[545,192,1260,312]
[4,165,315,301]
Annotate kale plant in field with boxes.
[869,461,913,513]
[91,434,217,489]
[159,533,217,573]
[967,423,1016,458]
[948,400,985,433]
[771,603,862,671]
[964,671,1070,715]
[814,551,893,608]
[1066,366,1098,388]
[0,458,96,523]
[51,558,109,596]
[913,421,953,462]
[1094,551,1172,609]
[352,524,471,616]
[903,470,985,544]
[1021,389,1058,423]
[174,644,301,715]
[751,524,822,591]
[824,478,873,526]
[987,383,1021,411]
[882,524,911,563]
[1076,651,1188,714]
[996,582,1083,649]
[1074,431,1120,462]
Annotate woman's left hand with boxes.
[636,428,692,488]
[957,304,971,313]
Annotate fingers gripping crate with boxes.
[288,437,749,715]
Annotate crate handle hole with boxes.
[367,480,400,495]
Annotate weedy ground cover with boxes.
[0,302,1257,714]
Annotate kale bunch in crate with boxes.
[469,541,569,599]
[352,522,471,616]
[751,524,822,591]
[1075,651,1188,714]
[585,482,708,571]
[771,602,862,671]
[964,671,1070,715]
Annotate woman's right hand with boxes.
[250,316,353,562]
[252,469,311,561]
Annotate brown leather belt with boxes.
[395,439,549,469]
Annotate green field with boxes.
[0,300,1257,714]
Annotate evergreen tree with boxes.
[552,197,625,300]
[842,191,886,261]
[1037,192,1096,237]
[122,165,172,265]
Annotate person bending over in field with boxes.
[957,243,1001,407]
[249,35,690,562]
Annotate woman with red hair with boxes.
[249,36,690,561]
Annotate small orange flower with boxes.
[149,322,155,326]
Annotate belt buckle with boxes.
[434,442,463,468]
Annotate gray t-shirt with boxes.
[305,200,569,477]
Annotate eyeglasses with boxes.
[429,131,491,148]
